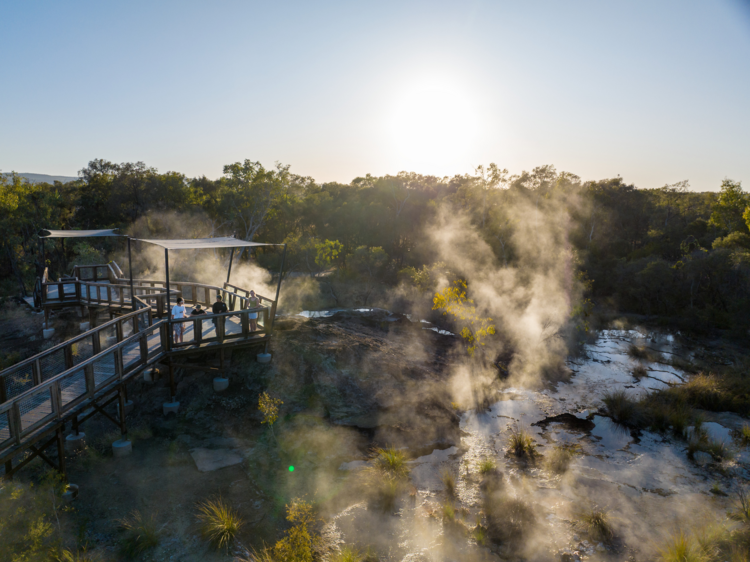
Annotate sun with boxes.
[387,80,479,174]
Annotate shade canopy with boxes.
[40,229,121,238]
[135,237,277,250]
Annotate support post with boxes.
[271,243,286,329]
[56,428,66,477]
[168,360,176,402]
[226,247,235,285]
[165,249,171,351]
[128,237,135,311]
[118,387,128,436]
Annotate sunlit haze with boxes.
[1,0,749,190]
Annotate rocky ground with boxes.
[3,308,470,560]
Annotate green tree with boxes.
[709,179,747,233]
[433,280,495,356]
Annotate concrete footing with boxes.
[213,377,229,392]
[43,328,55,339]
[112,439,132,457]
[257,353,272,364]
[163,401,180,416]
[117,400,134,417]
[65,432,86,452]
[79,321,90,331]
[62,484,79,502]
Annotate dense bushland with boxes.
[2,161,749,336]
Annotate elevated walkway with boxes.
[1,263,277,479]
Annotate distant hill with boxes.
[2,172,78,184]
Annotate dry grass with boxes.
[117,510,160,558]
[196,498,243,551]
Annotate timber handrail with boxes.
[168,306,269,349]
[0,321,165,449]
[0,307,153,405]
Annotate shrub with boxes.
[273,500,319,562]
[196,498,243,551]
[117,510,160,558]
[508,427,535,458]
[632,365,648,379]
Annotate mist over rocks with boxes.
[234,310,468,454]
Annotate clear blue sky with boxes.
[1,0,749,191]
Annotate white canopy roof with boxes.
[135,237,276,250]
[40,229,121,238]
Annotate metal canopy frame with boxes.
[135,237,286,322]
[38,229,135,310]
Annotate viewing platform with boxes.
[1,231,286,480]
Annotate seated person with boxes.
[191,304,207,316]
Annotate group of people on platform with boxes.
[170,290,260,343]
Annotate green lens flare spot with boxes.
[289,466,295,472]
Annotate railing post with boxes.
[139,333,148,364]
[0,376,6,404]
[63,345,73,370]
[84,364,95,398]
[32,361,41,386]
[241,310,249,337]
[11,403,22,445]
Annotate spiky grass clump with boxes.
[441,470,456,497]
[657,531,709,562]
[602,390,637,425]
[632,365,648,380]
[56,550,99,562]
[330,546,364,562]
[478,457,496,474]
[730,488,750,522]
[508,428,536,458]
[580,509,613,542]
[740,424,750,445]
[628,344,650,360]
[372,446,409,478]
[196,498,243,551]
[117,510,160,558]
[545,444,580,474]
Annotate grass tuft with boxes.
[507,427,536,458]
[632,365,648,379]
[580,509,613,542]
[116,510,160,558]
[196,498,243,551]
[331,546,364,562]
[478,457,496,475]
[372,446,409,478]
[627,344,650,360]
[441,470,456,497]
[740,424,750,445]
[545,444,580,474]
[602,390,637,425]
[657,530,709,562]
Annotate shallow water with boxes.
[326,328,744,560]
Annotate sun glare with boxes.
[387,80,479,174]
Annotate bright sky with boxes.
[1,1,749,191]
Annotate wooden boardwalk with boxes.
[1,272,275,478]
